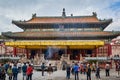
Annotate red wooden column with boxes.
[67,46,70,54]
[26,49,29,59]
[95,47,98,57]
[96,47,99,66]
[108,44,112,68]
[4,46,7,55]
[108,44,112,56]
[13,47,17,57]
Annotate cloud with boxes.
[0,0,120,33]
[0,15,22,32]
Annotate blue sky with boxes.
[0,0,120,33]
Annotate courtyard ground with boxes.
[6,69,120,80]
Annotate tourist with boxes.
[41,62,45,76]
[66,64,71,80]
[26,64,33,80]
[62,60,67,70]
[71,61,75,75]
[47,63,53,80]
[105,63,110,77]
[80,63,83,74]
[4,62,9,73]
[95,65,100,79]
[0,63,6,80]
[86,64,91,80]
[17,61,22,73]
[92,62,96,72]
[73,63,79,80]
[12,64,19,80]
[7,66,13,80]
[9,62,14,68]
[83,63,87,75]
[22,63,27,80]
[117,61,120,76]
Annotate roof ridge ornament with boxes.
[71,14,73,17]
[32,13,36,18]
[92,12,97,17]
[62,8,66,17]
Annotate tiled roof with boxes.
[3,31,119,38]
[26,16,99,23]
[12,18,112,31]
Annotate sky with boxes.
[0,0,120,33]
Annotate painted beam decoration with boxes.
[5,40,104,46]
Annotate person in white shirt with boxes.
[105,63,110,77]
[17,62,22,73]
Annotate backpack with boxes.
[7,68,12,74]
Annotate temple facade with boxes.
[2,8,120,61]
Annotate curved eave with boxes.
[2,31,119,40]
[99,19,112,30]
[12,19,112,29]
[2,32,13,39]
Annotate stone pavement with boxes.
[5,69,120,80]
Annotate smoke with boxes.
[46,46,59,59]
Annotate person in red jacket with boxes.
[26,64,33,80]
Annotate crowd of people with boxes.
[0,61,54,80]
[36,61,119,80]
[0,60,120,80]
[64,61,111,80]
[0,61,33,80]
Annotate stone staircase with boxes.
[33,54,45,65]
[32,54,71,70]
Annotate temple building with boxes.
[2,8,120,61]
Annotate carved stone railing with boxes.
[33,54,45,65]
